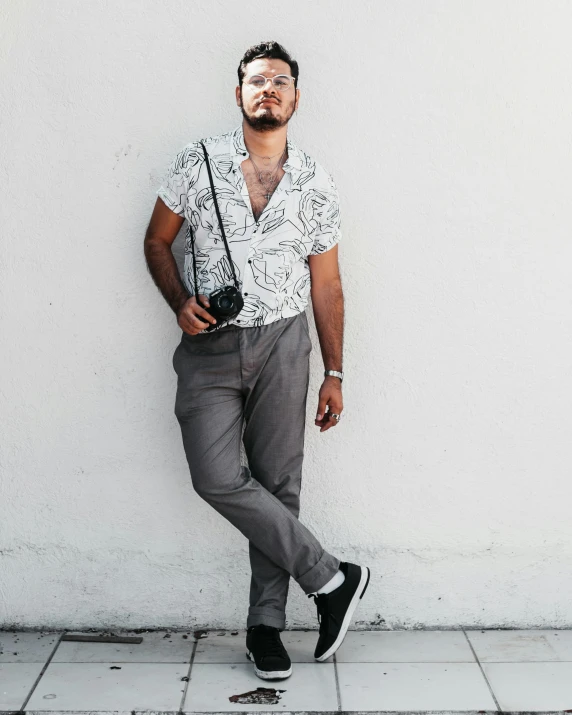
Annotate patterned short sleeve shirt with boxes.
[155,125,341,329]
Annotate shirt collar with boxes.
[229,124,304,176]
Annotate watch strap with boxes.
[325,369,344,381]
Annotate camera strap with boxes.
[187,142,240,301]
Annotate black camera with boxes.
[198,285,244,332]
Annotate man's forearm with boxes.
[144,238,189,315]
[310,278,344,371]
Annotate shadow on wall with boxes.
[171,226,186,280]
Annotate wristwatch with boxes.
[324,369,344,382]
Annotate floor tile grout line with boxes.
[178,635,199,713]
[333,659,491,663]
[19,630,65,711]
[462,628,502,712]
[333,651,342,711]
[475,659,572,663]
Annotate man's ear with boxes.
[295,88,301,111]
[235,85,242,107]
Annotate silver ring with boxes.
[330,413,341,422]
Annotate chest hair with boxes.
[240,158,286,222]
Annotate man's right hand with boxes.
[177,294,217,335]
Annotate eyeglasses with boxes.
[243,74,296,92]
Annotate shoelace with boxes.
[308,592,340,634]
[251,625,287,659]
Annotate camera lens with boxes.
[219,295,233,311]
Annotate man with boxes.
[144,41,370,680]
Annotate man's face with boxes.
[236,58,300,132]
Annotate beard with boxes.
[240,91,296,132]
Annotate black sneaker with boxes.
[308,561,371,661]
[246,624,293,680]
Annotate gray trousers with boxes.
[172,310,341,630]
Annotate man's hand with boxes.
[177,294,217,335]
[315,376,343,432]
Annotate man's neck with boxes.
[242,120,288,158]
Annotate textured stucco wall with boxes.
[2,0,572,631]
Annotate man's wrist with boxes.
[173,292,190,316]
[324,369,344,382]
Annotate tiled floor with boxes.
[2,628,572,712]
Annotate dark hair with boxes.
[237,41,299,89]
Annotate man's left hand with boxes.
[315,377,343,432]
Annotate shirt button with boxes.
[236,319,241,322]
[248,259,252,264]
[244,293,248,296]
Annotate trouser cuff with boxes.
[296,549,341,595]
[247,606,286,630]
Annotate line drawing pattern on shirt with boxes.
[156,125,341,329]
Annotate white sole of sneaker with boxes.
[314,565,371,662]
[246,649,293,679]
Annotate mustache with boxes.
[257,96,280,105]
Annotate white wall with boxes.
[2,0,572,630]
